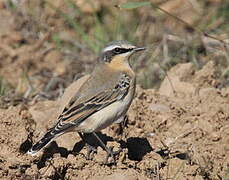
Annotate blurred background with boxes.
[0,0,228,105]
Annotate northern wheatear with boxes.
[27,40,145,163]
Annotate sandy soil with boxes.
[0,61,228,180]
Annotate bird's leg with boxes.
[78,132,97,160]
[118,115,128,137]
[92,132,121,164]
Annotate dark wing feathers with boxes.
[54,73,131,131]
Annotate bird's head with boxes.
[99,40,145,67]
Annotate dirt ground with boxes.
[0,61,228,180]
[0,0,229,179]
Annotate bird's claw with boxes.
[85,144,97,160]
[105,146,122,164]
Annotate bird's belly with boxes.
[78,91,133,133]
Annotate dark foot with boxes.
[92,132,123,164]
[85,144,97,160]
[105,146,122,164]
[78,132,97,160]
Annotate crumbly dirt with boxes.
[0,62,228,180]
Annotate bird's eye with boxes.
[114,48,121,53]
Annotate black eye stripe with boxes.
[113,48,133,54]
[101,47,134,63]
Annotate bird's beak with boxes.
[133,47,146,52]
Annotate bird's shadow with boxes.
[72,133,153,162]
[71,133,153,161]
[32,132,114,169]
[72,132,113,155]
[21,132,153,169]
[126,137,153,161]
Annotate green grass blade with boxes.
[119,1,151,9]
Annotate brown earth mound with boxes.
[0,61,228,179]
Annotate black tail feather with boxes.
[27,122,74,155]
[27,129,57,155]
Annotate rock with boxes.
[198,87,218,100]
[149,103,170,113]
[29,100,59,133]
[94,170,149,180]
[159,63,196,97]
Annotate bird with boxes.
[27,40,145,163]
